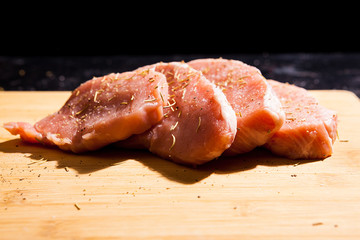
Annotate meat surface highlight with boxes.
[117,62,237,165]
[188,58,285,155]
[4,69,168,152]
[264,80,338,159]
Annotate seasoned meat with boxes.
[117,62,237,165]
[4,58,338,164]
[4,69,168,152]
[264,80,338,159]
[188,58,285,155]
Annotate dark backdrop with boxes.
[1,8,359,96]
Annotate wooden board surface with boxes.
[0,90,359,240]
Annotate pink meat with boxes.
[117,62,237,165]
[188,58,285,155]
[264,80,338,159]
[4,69,168,152]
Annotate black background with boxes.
[2,4,359,56]
[1,5,359,96]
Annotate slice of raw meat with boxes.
[117,62,237,165]
[188,58,285,155]
[264,80,338,159]
[4,69,168,153]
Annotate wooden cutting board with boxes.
[0,90,359,240]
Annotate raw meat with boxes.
[4,69,168,152]
[117,62,237,165]
[4,58,338,164]
[188,58,285,155]
[264,80,338,159]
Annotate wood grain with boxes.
[0,90,359,240]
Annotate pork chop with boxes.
[117,62,237,165]
[188,58,285,155]
[264,80,338,159]
[4,69,168,152]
